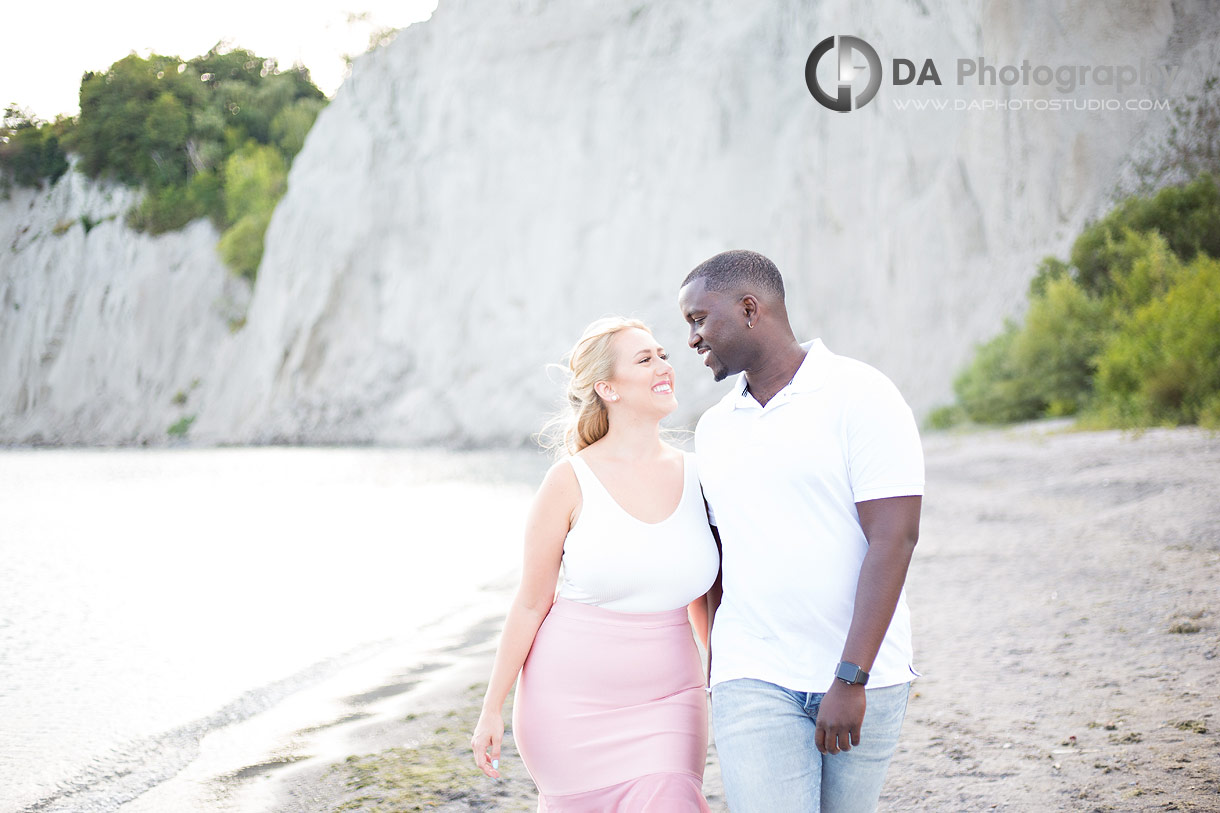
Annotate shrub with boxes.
[1095,254,1220,426]
[1011,275,1109,416]
[949,173,1220,428]
[167,415,196,437]
[216,142,286,280]
[218,207,273,282]
[925,404,966,430]
[954,322,1044,424]
[1070,173,1220,297]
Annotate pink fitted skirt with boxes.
[512,597,711,812]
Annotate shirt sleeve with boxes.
[846,374,925,503]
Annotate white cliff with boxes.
[0,165,248,444]
[4,1,1220,446]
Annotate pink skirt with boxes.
[512,597,711,812]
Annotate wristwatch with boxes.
[834,661,870,686]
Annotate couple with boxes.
[470,250,925,812]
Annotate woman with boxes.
[470,316,720,811]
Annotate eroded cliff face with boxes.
[0,166,248,444]
[5,1,1220,446]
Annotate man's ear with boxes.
[741,294,759,327]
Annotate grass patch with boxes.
[1168,620,1201,634]
[1173,720,1208,734]
[328,682,532,812]
[1109,731,1143,744]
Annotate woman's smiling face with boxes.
[599,327,677,417]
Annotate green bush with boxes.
[955,276,1109,423]
[950,172,1220,428]
[925,404,966,430]
[1095,254,1220,426]
[167,414,196,437]
[1070,174,1220,297]
[954,322,1044,424]
[214,142,286,280]
[218,207,273,282]
[1011,274,1109,416]
[128,183,200,233]
[222,142,286,224]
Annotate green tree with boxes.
[270,97,325,158]
[5,44,325,278]
[75,54,166,182]
[0,106,70,191]
[142,92,190,185]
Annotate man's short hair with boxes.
[681,250,785,301]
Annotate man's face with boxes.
[678,278,748,382]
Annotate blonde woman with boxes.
[470,317,719,811]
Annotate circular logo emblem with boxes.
[806,35,882,112]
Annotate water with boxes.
[0,446,544,812]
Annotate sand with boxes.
[232,423,1219,813]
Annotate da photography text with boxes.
[805,34,1183,112]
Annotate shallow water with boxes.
[0,446,543,812]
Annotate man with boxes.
[678,250,924,813]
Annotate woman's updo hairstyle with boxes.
[539,316,649,457]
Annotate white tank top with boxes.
[557,451,720,612]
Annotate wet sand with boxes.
[233,423,1219,812]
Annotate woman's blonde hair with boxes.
[538,316,650,457]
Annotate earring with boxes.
[747,321,753,328]
[610,394,619,401]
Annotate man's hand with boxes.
[814,681,866,754]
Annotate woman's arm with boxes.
[688,595,709,649]
[688,522,722,649]
[470,460,578,779]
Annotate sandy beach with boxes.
[225,423,1218,813]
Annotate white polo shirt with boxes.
[696,339,924,693]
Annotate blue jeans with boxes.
[711,679,911,813]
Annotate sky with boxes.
[2,0,439,121]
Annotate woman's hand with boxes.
[470,708,505,778]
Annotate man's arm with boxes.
[814,494,922,755]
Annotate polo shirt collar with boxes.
[731,338,831,409]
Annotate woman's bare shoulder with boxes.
[536,457,580,502]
